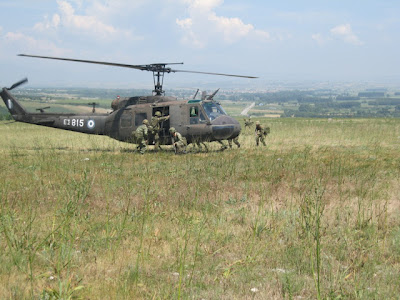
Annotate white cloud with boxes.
[34,14,61,31]
[185,0,223,12]
[176,0,271,48]
[311,33,328,45]
[4,32,67,55]
[85,0,147,20]
[59,1,116,36]
[208,14,254,43]
[330,24,363,46]
[176,18,204,47]
[33,0,136,40]
[312,24,363,46]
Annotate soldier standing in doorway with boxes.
[150,111,170,152]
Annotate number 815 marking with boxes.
[63,118,84,127]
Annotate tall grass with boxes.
[0,118,399,299]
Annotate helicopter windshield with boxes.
[201,101,227,121]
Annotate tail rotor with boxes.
[8,78,28,90]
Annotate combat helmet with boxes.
[142,119,149,125]
[155,111,162,117]
[169,127,176,133]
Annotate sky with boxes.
[1,0,399,89]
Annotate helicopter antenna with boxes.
[192,89,199,99]
[206,88,220,100]
[88,102,98,113]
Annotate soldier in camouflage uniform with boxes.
[217,140,228,151]
[192,139,209,152]
[255,121,269,146]
[169,127,187,154]
[150,111,170,151]
[228,136,240,148]
[244,118,253,128]
[134,119,149,154]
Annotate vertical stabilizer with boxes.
[1,78,28,119]
[1,88,27,117]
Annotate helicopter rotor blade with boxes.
[170,69,258,79]
[8,78,28,90]
[18,54,182,72]
[18,54,257,78]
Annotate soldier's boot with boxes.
[153,140,159,152]
[217,140,227,151]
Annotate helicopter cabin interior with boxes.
[128,107,171,144]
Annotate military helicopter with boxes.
[1,54,257,146]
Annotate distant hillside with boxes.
[2,87,400,118]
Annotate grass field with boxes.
[0,118,399,299]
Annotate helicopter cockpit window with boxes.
[201,102,226,121]
[199,111,206,122]
[135,113,147,127]
[190,106,199,124]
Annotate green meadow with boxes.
[0,118,399,299]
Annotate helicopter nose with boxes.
[211,115,241,140]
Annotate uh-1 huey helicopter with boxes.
[1,54,257,148]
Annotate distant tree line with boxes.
[3,87,400,120]
[336,95,360,101]
[368,98,400,105]
[358,92,385,97]
[225,91,317,103]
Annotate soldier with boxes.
[217,140,228,151]
[228,136,240,148]
[150,111,170,151]
[134,119,149,154]
[192,139,209,152]
[255,121,269,146]
[244,117,253,128]
[169,127,187,154]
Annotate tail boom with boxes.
[1,86,107,135]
